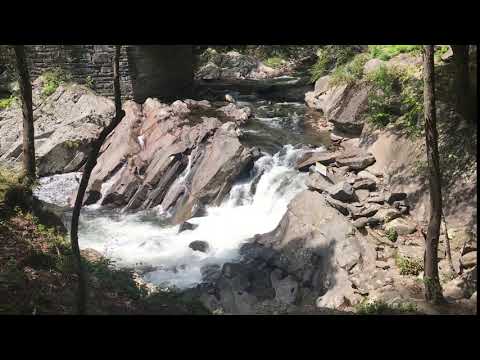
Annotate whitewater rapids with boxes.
[34,145,324,289]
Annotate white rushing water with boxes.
[32,98,329,290]
[36,145,322,289]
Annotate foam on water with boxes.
[73,144,315,289]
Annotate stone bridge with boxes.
[23,45,194,102]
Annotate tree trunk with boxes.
[13,45,35,182]
[451,45,471,122]
[423,45,444,304]
[70,45,125,314]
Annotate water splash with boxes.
[71,145,317,289]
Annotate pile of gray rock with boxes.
[196,50,285,81]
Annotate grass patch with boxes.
[329,53,369,86]
[386,228,398,243]
[355,299,417,315]
[41,68,72,98]
[0,95,16,110]
[369,45,422,61]
[263,56,285,69]
[395,254,424,276]
[309,46,360,83]
[365,64,423,135]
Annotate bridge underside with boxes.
[126,45,194,103]
[18,45,194,103]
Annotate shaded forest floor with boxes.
[0,168,209,315]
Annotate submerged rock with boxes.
[178,221,198,233]
[189,241,210,253]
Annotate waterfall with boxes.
[67,145,318,289]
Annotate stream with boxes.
[33,86,332,289]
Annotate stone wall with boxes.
[1,45,193,102]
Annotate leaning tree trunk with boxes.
[13,45,35,183]
[423,45,445,304]
[451,45,471,123]
[70,45,125,314]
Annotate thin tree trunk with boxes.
[451,45,471,122]
[423,45,445,304]
[70,45,125,314]
[13,45,35,183]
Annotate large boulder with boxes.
[384,218,417,235]
[189,240,210,253]
[84,98,253,224]
[0,84,115,175]
[336,151,376,172]
[197,190,377,314]
[304,78,371,135]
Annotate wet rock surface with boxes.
[83,98,254,224]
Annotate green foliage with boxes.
[395,255,424,276]
[0,167,20,204]
[310,45,360,83]
[142,289,210,314]
[441,271,457,284]
[369,45,422,61]
[41,68,72,97]
[329,53,369,86]
[264,56,285,69]
[355,299,417,315]
[365,65,401,126]
[0,95,16,110]
[85,75,95,89]
[386,228,398,242]
[435,45,450,62]
[365,65,423,134]
[64,139,80,150]
[84,258,148,300]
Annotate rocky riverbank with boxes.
[1,53,476,315]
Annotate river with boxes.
[33,90,331,289]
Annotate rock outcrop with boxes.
[83,98,253,224]
[196,50,285,80]
[0,83,115,176]
[305,76,371,135]
[195,189,377,314]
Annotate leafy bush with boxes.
[0,95,16,110]
[355,299,417,315]
[41,68,72,97]
[369,45,422,61]
[310,45,361,82]
[365,65,423,134]
[365,65,401,126]
[395,255,424,276]
[386,228,398,242]
[435,45,450,61]
[329,53,369,86]
[85,75,95,89]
